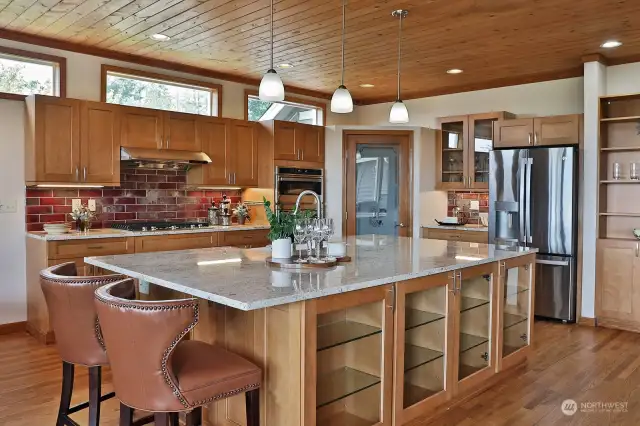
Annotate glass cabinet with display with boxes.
[437,112,514,191]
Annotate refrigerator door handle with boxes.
[518,157,527,244]
[525,158,533,244]
[536,259,570,266]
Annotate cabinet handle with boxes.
[528,133,532,145]
[83,167,87,182]
[75,167,79,181]
[456,271,462,292]
[448,273,457,295]
[87,245,104,250]
[233,173,236,184]
[534,132,539,145]
[166,138,170,149]
[636,242,639,258]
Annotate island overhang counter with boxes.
[85,235,537,426]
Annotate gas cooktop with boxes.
[111,221,210,232]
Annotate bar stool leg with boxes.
[119,403,133,426]
[154,413,170,426]
[88,366,102,426]
[186,407,202,426]
[245,388,260,426]
[57,361,74,426]
[168,413,179,426]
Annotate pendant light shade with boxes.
[331,0,353,113]
[260,69,285,101]
[389,9,409,124]
[389,100,409,124]
[259,0,284,101]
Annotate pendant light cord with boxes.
[270,0,274,70]
[340,0,346,86]
[397,12,403,102]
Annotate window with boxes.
[102,65,221,116]
[246,92,325,126]
[0,46,65,99]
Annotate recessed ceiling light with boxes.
[447,69,464,74]
[150,33,170,41]
[601,40,622,49]
[277,63,294,69]
[359,83,375,88]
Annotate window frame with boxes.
[0,45,66,101]
[244,89,326,126]
[100,65,222,116]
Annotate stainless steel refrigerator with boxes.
[489,146,578,322]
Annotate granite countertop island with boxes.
[85,235,536,311]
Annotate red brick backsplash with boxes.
[25,170,241,231]
[447,191,489,225]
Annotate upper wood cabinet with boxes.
[163,112,201,151]
[120,107,202,152]
[25,95,119,186]
[493,114,581,148]
[272,120,325,164]
[230,119,259,187]
[437,112,512,191]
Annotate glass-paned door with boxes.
[456,265,495,388]
[501,258,533,359]
[469,117,497,190]
[355,145,400,236]
[440,119,467,189]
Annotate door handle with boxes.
[83,167,87,182]
[535,259,569,266]
[395,223,406,228]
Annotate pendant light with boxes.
[389,9,409,124]
[259,0,285,101]
[331,0,353,113]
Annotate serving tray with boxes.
[266,255,351,270]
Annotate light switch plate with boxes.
[0,199,17,214]
[470,200,480,211]
[72,199,82,210]
[88,199,96,212]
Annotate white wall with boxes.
[606,62,640,96]
[355,77,585,127]
[0,99,26,324]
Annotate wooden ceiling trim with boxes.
[581,53,608,65]
[0,28,333,100]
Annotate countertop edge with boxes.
[85,248,538,312]
[27,224,270,241]
[422,225,488,232]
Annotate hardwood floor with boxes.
[1,321,640,425]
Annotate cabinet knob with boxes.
[480,352,489,361]
[520,333,528,342]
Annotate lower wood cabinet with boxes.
[219,229,270,248]
[135,233,218,253]
[422,227,488,244]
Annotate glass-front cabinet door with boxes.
[454,263,497,395]
[498,255,535,370]
[313,286,393,426]
[437,116,468,190]
[393,275,453,425]
[468,114,502,190]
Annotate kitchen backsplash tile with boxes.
[25,170,242,232]
[447,191,489,225]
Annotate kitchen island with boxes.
[86,235,537,426]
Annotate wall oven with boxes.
[275,166,324,214]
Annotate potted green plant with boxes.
[233,202,250,225]
[263,197,294,258]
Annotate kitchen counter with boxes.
[422,224,488,232]
[85,235,536,311]
[26,223,270,241]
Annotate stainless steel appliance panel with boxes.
[489,149,527,245]
[534,254,576,321]
[528,147,577,255]
[275,167,324,214]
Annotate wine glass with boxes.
[322,218,335,259]
[310,219,324,262]
[293,219,308,263]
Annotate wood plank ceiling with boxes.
[0,0,640,104]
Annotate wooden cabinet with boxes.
[135,233,218,253]
[422,227,488,244]
[219,229,269,248]
[437,112,511,190]
[80,101,120,185]
[307,286,395,426]
[272,120,325,164]
[25,95,120,186]
[493,114,581,148]
[163,112,201,151]
[121,107,202,152]
[596,239,640,330]
[229,119,259,187]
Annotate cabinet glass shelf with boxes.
[460,296,490,312]
[317,320,382,352]
[405,308,445,331]
[505,285,529,297]
[404,344,444,372]
[321,411,374,426]
[503,312,528,330]
[459,364,484,378]
[316,367,381,408]
[459,332,488,353]
[403,382,439,408]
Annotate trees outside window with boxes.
[0,47,63,99]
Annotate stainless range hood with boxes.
[120,147,212,170]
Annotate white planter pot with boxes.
[272,238,292,259]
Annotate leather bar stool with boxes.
[95,279,262,426]
[40,262,134,426]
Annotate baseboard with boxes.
[0,321,26,335]
[577,317,596,327]
[25,322,56,344]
